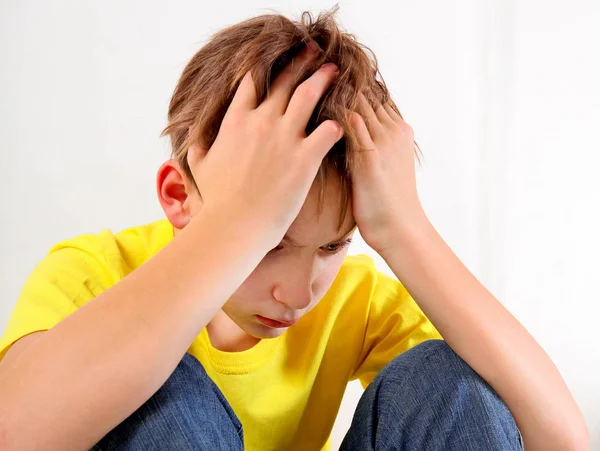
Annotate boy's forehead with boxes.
[281,166,354,245]
[283,197,356,247]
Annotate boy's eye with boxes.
[323,239,352,254]
[323,243,343,252]
[270,239,352,255]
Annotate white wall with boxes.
[1,0,598,448]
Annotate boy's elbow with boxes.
[0,408,33,451]
[570,428,590,451]
[566,416,590,451]
[545,424,590,451]
[0,414,14,451]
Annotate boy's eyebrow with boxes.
[281,222,357,248]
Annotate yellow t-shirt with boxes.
[0,219,442,451]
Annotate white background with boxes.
[1,0,598,448]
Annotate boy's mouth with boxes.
[256,315,297,328]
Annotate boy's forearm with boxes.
[0,209,269,451]
[380,212,589,451]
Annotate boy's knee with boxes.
[92,352,244,451]
[168,352,211,386]
[370,339,503,412]
[376,339,475,385]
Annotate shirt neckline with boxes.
[199,327,284,374]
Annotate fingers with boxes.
[349,111,375,150]
[374,102,394,125]
[383,102,414,137]
[262,43,320,115]
[383,102,405,123]
[357,93,385,141]
[283,63,340,129]
[228,71,259,113]
[302,119,344,161]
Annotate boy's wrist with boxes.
[187,204,277,255]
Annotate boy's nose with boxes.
[272,283,313,311]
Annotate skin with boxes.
[0,41,348,450]
[344,93,589,449]
[0,32,588,449]
[157,159,356,352]
[154,41,589,448]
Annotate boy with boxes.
[0,8,587,451]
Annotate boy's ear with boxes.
[156,159,201,230]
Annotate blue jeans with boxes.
[91,340,524,450]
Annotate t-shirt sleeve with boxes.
[0,244,112,362]
[349,270,443,389]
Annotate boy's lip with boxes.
[256,315,298,328]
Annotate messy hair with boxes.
[161,6,422,232]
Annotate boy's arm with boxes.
[346,93,588,451]
[0,208,270,451]
[379,212,589,451]
[0,39,338,451]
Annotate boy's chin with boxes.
[245,319,289,339]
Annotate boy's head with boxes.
[156,8,408,349]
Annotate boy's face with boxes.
[175,168,356,351]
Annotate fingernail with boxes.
[322,62,339,73]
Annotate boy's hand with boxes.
[349,93,426,255]
[187,44,342,247]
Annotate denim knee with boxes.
[91,353,243,451]
[341,339,524,451]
